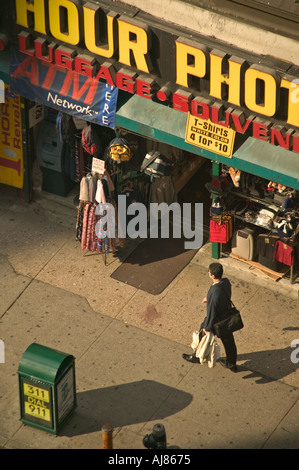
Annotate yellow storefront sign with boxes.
[185,113,236,158]
[0,85,24,188]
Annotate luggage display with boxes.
[273,192,287,207]
[216,166,298,281]
[256,234,282,271]
[231,227,256,260]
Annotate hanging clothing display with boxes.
[149,176,177,205]
[95,179,106,204]
[95,213,110,254]
[76,169,125,254]
[80,202,96,251]
[74,132,85,182]
[73,132,185,259]
[273,240,294,266]
[79,174,98,203]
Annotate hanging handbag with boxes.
[213,287,244,338]
[209,219,228,243]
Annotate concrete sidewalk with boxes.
[0,188,298,449]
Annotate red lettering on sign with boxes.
[190,99,210,120]
[210,103,230,127]
[74,56,94,78]
[0,157,21,175]
[229,110,253,134]
[59,71,99,105]
[13,138,21,150]
[54,47,75,70]
[136,77,154,99]
[12,56,39,86]
[291,133,299,154]
[172,91,192,113]
[34,38,56,63]
[94,65,115,86]
[252,120,269,142]
[18,32,34,56]
[115,70,136,93]
[270,126,290,149]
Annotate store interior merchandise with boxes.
[206,165,299,282]
[33,108,299,283]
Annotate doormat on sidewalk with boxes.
[110,236,198,295]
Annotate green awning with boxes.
[232,137,299,190]
[116,93,191,149]
[115,94,299,190]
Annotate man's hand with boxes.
[202,296,207,303]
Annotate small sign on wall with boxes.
[28,103,44,128]
[185,113,236,158]
[92,157,105,175]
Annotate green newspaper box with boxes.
[17,343,76,434]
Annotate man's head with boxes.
[208,262,223,280]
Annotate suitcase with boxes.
[273,193,286,207]
[231,227,256,260]
[256,234,282,271]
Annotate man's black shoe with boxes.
[182,353,199,363]
[219,359,238,373]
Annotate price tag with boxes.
[92,157,105,175]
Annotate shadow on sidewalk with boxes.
[61,379,192,437]
[238,344,299,384]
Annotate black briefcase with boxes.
[213,306,244,338]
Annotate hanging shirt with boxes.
[273,240,294,266]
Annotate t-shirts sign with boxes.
[185,113,236,158]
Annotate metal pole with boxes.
[102,423,113,449]
[211,161,220,259]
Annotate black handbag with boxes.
[213,288,244,338]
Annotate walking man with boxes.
[183,262,238,372]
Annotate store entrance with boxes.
[177,158,211,238]
[103,133,212,294]
[32,108,214,293]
